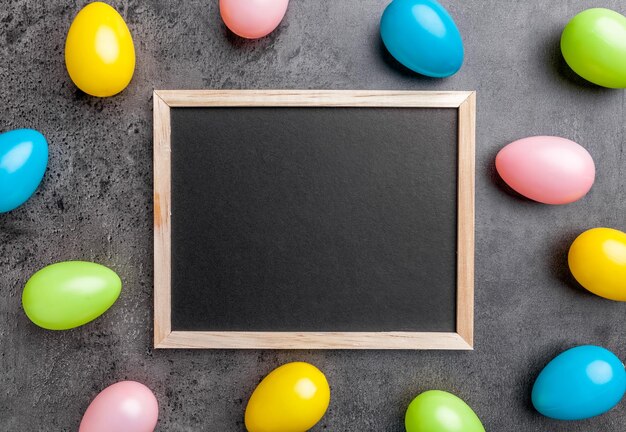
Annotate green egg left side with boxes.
[22,261,122,330]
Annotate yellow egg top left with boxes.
[65,2,135,97]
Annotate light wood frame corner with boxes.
[153,90,475,350]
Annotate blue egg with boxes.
[532,345,626,420]
[380,0,464,77]
[0,129,48,213]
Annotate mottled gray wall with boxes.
[1,0,625,430]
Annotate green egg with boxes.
[405,390,485,432]
[22,261,122,330]
[561,8,626,88]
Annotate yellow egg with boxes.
[65,2,135,97]
[568,227,626,301]
[245,362,330,432]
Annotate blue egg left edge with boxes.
[0,129,49,213]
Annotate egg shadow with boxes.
[72,88,103,106]
[542,30,615,94]
[0,216,25,234]
[549,229,595,298]
[486,146,539,205]
[375,34,443,83]
[517,344,561,412]
[71,87,129,113]
[221,21,283,51]
[516,341,578,420]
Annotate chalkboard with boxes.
[153,90,475,349]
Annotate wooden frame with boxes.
[153,90,476,350]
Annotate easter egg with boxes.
[568,227,626,301]
[22,261,122,330]
[0,129,48,213]
[245,362,330,432]
[532,345,626,420]
[561,8,626,88]
[495,136,595,204]
[220,0,289,39]
[405,390,485,432]
[65,2,135,97]
[380,0,464,78]
[79,381,158,432]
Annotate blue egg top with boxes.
[532,345,626,420]
[0,129,48,213]
[380,0,464,78]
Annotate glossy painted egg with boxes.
[65,2,135,97]
[532,345,626,420]
[495,136,595,204]
[380,0,464,77]
[569,227,626,301]
[22,261,122,330]
[405,390,485,432]
[245,362,330,432]
[220,0,289,39]
[0,129,48,213]
[80,381,159,432]
[561,8,626,88]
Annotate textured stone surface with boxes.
[1,0,626,430]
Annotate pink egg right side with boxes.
[495,136,595,205]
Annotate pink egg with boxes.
[79,381,158,432]
[220,0,289,39]
[495,136,595,204]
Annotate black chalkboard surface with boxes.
[153,90,475,349]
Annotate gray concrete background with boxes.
[1,0,625,430]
